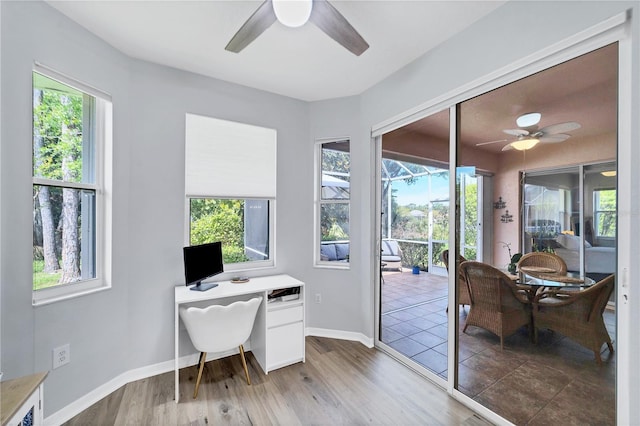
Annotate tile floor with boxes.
[380,268,616,425]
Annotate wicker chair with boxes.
[442,250,471,309]
[460,261,531,350]
[532,274,615,365]
[517,252,567,274]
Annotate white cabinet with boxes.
[1,372,47,426]
[266,298,305,371]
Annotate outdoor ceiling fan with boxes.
[476,112,581,151]
[225,0,369,56]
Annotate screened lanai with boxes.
[381,158,451,274]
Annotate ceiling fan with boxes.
[225,0,369,56]
[476,112,581,151]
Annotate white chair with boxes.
[179,296,263,399]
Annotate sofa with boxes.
[319,239,403,271]
[320,241,350,262]
[554,233,615,274]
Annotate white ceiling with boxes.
[45,0,506,102]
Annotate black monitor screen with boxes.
[183,241,223,287]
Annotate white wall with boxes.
[1,0,638,421]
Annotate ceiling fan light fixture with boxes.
[510,138,540,151]
[601,170,617,177]
[273,0,313,28]
[516,112,541,128]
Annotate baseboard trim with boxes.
[305,327,374,348]
[44,347,247,426]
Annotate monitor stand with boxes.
[190,282,219,292]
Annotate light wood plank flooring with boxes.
[64,336,490,425]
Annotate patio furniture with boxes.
[532,274,615,364]
[460,261,531,350]
[554,233,616,275]
[517,252,568,298]
[441,250,471,309]
[381,239,403,271]
[518,270,595,302]
[320,241,350,262]
[517,252,567,274]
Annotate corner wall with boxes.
[0,0,310,416]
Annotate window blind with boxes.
[185,114,277,198]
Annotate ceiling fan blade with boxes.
[225,0,277,53]
[539,134,570,143]
[476,138,508,147]
[539,121,581,135]
[503,128,529,136]
[309,0,369,56]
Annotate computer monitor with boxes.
[183,241,223,291]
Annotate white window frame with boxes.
[314,137,351,269]
[32,64,112,306]
[184,197,276,273]
[593,187,616,239]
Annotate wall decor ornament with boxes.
[501,210,513,223]
[493,196,506,209]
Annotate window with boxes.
[188,198,271,264]
[316,139,350,266]
[32,66,112,304]
[594,189,616,237]
[185,114,276,271]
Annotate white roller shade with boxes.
[185,114,277,198]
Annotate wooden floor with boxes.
[64,336,491,425]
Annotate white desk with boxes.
[174,274,304,402]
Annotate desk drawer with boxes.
[267,305,303,328]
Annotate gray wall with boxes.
[0,0,309,414]
[1,0,639,421]
[1,0,133,413]
[314,0,639,421]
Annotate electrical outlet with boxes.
[315,293,321,304]
[53,344,70,369]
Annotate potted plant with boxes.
[500,241,521,274]
[401,242,427,274]
[508,252,522,274]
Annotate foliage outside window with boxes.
[381,160,477,270]
[318,140,350,264]
[594,189,616,237]
[32,70,110,301]
[189,198,270,265]
[461,175,478,260]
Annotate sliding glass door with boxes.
[375,36,624,424]
[522,162,617,283]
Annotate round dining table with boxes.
[515,266,596,302]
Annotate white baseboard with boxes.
[305,327,374,348]
[44,331,371,425]
[44,347,246,426]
